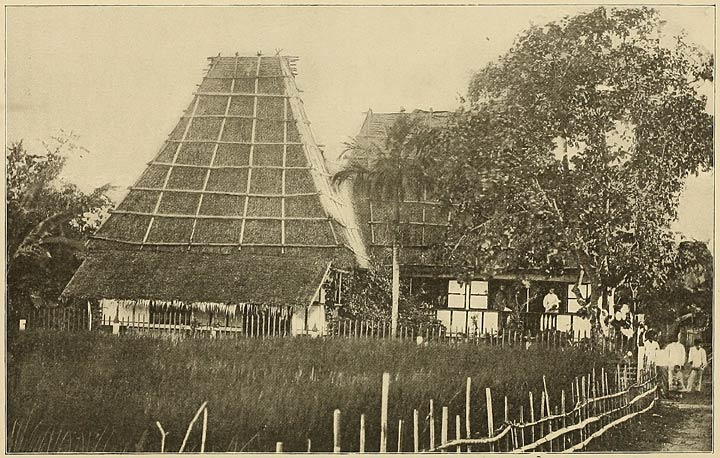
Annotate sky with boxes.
[5,4,715,246]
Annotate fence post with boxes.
[455,414,462,453]
[360,414,366,453]
[486,388,495,451]
[380,372,389,452]
[519,406,525,448]
[307,438,312,453]
[429,399,435,450]
[397,419,403,452]
[333,409,341,453]
[561,390,567,451]
[276,442,283,453]
[529,392,535,443]
[441,406,449,445]
[465,377,472,443]
[413,409,419,453]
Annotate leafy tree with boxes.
[333,115,435,337]
[328,261,442,329]
[639,240,713,330]
[430,7,712,337]
[6,135,113,324]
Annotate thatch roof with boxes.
[345,109,451,264]
[63,54,367,307]
[63,250,331,305]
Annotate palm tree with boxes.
[333,115,435,338]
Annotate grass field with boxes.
[7,330,612,453]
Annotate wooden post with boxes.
[455,415,461,452]
[276,442,283,453]
[465,377,472,441]
[540,392,546,444]
[519,406,525,447]
[486,388,495,451]
[333,409,341,453]
[542,375,551,414]
[529,392,535,443]
[360,414,366,453]
[561,390,567,451]
[397,419,403,452]
[413,409,419,453]
[504,396,509,423]
[429,399,435,450]
[380,373,389,452]
[200,406,208,453]
[307,438,312,453]
[441,406,449,445]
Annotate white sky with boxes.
[5,5,715,246]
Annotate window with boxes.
[446,280,489,310]
[468,281,489,309]
[448,281,466,308]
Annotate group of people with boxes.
[644,331,708,396]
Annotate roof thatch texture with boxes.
[63,250,331,305]
[63,54,367,307]
[344,109,451,264]
[91,55,365,258]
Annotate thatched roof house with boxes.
[62,54,367,333]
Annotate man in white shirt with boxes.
[543,288,560,313]
[644,331,661,366]
[665,335,687,393]
[685,338,708,392]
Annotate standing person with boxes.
[543,288,560,313]
[665,334,687,395]
[685,338,708,392]
[643,330,668,397]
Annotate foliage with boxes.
[6,135,114,317]
[8,330,610,453]
[429,7,713,333]
[329,261,442,328]
[334,114,437,335]
[335,113,436,225]
[639,240,713,329]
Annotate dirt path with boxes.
[587,377,712,452]
[660,397,712,451]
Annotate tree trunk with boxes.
[391,242,400,339]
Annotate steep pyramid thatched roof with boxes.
[63,54,367,307]
[344,109,451,265]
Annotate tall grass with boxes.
[8,330,610,452]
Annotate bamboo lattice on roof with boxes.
[90,54,367,261]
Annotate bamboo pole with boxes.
[413,410,419,453]
[543,375,551,414]
[200,405,208,453]
[441,407,449,445]
[455,415,461,453]
[179,401,208,453]
[465,377,472,440]
[529,392,535,443]
[360,414,366,453]
[307,438,312,452]
[380,373,389,452]
[397,419,403,452]
[486,388,494,451]
[429,399,435,450]
[561,390,567,451]
[519,406,525,447]
[155,421,167,453]
[333,409,341,453]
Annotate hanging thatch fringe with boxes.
[99,298,292,317]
